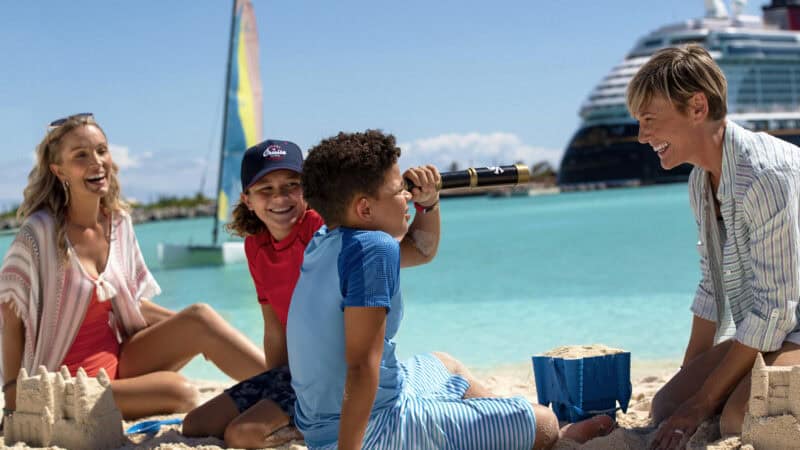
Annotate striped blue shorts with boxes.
[316,353,536,450]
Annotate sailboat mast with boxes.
[212,0,239,246]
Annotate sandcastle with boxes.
[5,365,125,450]
[741,353,800,449]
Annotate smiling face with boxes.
[50,124,112,200]
[243,169,307,241]
[364,163,413,239]
[635,95,701,170]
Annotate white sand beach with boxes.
[0,358,750,450]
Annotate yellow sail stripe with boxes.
[236,24,258,148]
[217,190,229,222]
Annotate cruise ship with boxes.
[558,0,800,188]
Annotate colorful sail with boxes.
[215,0,263,241]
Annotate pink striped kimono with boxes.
[0,209,160,380]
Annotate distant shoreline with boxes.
[438,179,558,198]
[0,179,560,233]
[0,202,217,233]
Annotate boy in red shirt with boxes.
[182,139,320,447]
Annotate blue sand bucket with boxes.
[531,352,632,423]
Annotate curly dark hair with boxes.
[226,200,266,237]
[302,130,401,226]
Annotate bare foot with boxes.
[560,415,615,444]
[262,425,303,447]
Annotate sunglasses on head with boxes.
[47,112,94,131]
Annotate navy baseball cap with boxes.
[241,139,304,191]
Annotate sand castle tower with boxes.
[5,365,125,450]
[741,353,800,449]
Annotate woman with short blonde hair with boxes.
[626,44,727,122]
[627,45,800,449]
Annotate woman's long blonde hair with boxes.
[18,114,129,258]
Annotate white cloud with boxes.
[2,132,564,208]
[398,132,563,171]
[109,144,140,169]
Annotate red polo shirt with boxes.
[244,209,324,328]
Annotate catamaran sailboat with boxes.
[157,0,263,268]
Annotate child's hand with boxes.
[403,165,440,207]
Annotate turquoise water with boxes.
[0,184,698,381]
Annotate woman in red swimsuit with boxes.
[0,113,268,419]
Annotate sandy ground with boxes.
[0,360,746,450]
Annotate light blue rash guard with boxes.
[286,226,404,448]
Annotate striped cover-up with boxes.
[315,353,536,450]
[689,120,800,352]
[0,209,159,380]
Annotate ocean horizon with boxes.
[0,184,697,382]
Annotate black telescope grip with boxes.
[404,164,530,191]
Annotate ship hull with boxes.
[557,123,800,188]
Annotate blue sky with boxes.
[0,1,764,207]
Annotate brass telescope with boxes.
[405,163,530,191]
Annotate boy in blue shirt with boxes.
[287,130,613,449]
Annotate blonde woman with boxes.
[0,113,267,420]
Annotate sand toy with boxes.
[126,417,182,435]
[532,344,632,422]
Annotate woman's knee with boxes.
[163,373,199,412]
[649,388,677,425]
[183,302,217,320]
[111,372,198,419]
[180,303,222,328]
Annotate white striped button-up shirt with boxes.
[690,121,800,352]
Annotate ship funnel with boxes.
[705,0,729,18]
[763,0,800,30]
